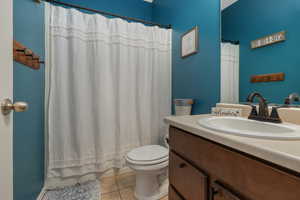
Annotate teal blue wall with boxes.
[222,0,300,104]
[13,0,153,200]
[62,0,153,21]
[13,1,45,200]
[152,0,221,114]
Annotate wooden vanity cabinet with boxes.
[169,126,300,200]
[170,152,208,200]
[169,186,184,200]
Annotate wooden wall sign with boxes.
[13,40,43,70]
[251,31,286,49]
[250,72,285,83]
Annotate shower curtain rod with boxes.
[35,0,172,29]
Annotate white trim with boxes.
[222,0,238,10]
[44,1,50,187]
[36,187,48,200]
[169,30,173,116]
[0,0,13,199]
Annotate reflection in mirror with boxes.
[221,0,300,104]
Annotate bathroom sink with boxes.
[198,116,300,140]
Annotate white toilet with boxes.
[126,142,169,200]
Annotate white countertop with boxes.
[164,114,300,173]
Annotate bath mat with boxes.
[44,180,100,200]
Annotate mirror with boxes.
[220,0,300,104]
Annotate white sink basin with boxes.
[198,116,300,140]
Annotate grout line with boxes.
[117,189,122,200]
[101,175,120,195]
[115,176,123,200]
[115,176,121,192]
[100,190,122,200]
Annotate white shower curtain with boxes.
[45,3,171,188]
[221,43,239,104]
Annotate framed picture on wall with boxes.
[181,26,199,58]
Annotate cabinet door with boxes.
[169,186,184,200]
[170,152,208,200]
[211,181,243,200]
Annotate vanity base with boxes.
[169,126,300,200]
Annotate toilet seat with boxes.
[126,145,169,165]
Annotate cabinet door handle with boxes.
[179,163,187,168]
[212,181,242,200]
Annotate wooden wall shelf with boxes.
[250,72,285,83]
[13,40,43,70]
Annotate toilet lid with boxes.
[127,145,168,162]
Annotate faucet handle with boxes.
[270,107,282,123]
[248,105,258,120]
[284,93,300,106]
[284,97,291,105]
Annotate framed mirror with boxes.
[220,0,300,104]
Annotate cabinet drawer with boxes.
[211,181,243,200]
[169,186,183,200]
[170,126,300,200]
[170,152,208,200]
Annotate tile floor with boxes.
[100,172,168,200]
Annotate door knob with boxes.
[1,98,28,115]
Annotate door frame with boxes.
[0,0,14,199]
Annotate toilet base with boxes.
[125,145,169,200]
[134,172,168,200]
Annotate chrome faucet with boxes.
[246,92,281,123]
[284,93,300,105]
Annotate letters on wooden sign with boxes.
[251,31,286,49]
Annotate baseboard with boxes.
[36,187,47,200]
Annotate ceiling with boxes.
[222,0,238,10]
